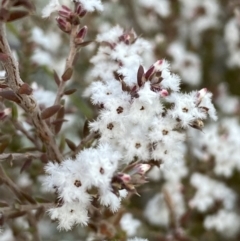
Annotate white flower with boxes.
[76,0,103,12]
[189,173,236,212]
[120,213,141,237]
[42,0,60,18]
[204,210,240,237]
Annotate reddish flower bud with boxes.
[160,89,169,97]
[75,26,88,45]
[196,88,207,105]
[0,108,11,120]
[56,17,71,33]
[144,65,155,80]
[134,164,151,175]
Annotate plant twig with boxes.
[0,23,62,163]
[54,25,80,106]
[0,203,54,216]
[0,152,42,163]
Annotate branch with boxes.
[0,152,42,163]
[53,24,80,106]
[0,203,54,217]
[0,22,62,162]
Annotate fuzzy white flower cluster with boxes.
[144,182,185,227]
[189,118,240,177]
[90,25,152,86]
[167,41,201,85]
[179,0,220,46]
[42,0,103,18]
[128,238,148,241]
[189,173,236,212]
[120,213,141,237]
[224,18,240,67]
[189,173,240,236]
[204,210,240,237]
[138,0,171,18]
[87,27,216,167]
[44,144,125,230]
[44,26,217,231]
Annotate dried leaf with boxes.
[40,153,48,164]
[54,106,65,134]
[21,191,37,204]
[51,118,67,125]
[137,65,144,87]
[13,0,36,11]
[83,119,90,138]
[0,90,20,103]
[64,88,77,95]
[61,67,73,81]
[53,70,60,86]
[20,158,32,173]
[41,105,61,120]
[77,40,93,47]
[65,138,76,151]
[35,197,51,203]
[17,83,33,95]
[6,10,29,22]
[0,8,9,21]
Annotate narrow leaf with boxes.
[41,105,61,120]
[64,88,77,95]
[20,158,32,173]
[77,40,93,47]
[51,118,67,125]
[61,67,73,81]
[0,8,9,21]
[0,90,20,103]
[137,65,144,87]
[40,153,48,164]
[54,106,65,134]
[53,70,60,86]
[35,197,51,203]
[83,119,90,138]
[21,191,37,204]
[13,0,36,11]
[65,138,76,151]
[7,211,27,219]
[7,10,29,22]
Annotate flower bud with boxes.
[160,89,169,97]
[134,164,151,175]
[58,5,72,19]
[196,88,207,105]
[0,108,11,120]
[56,17,71,33]
[74,26,88,45]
